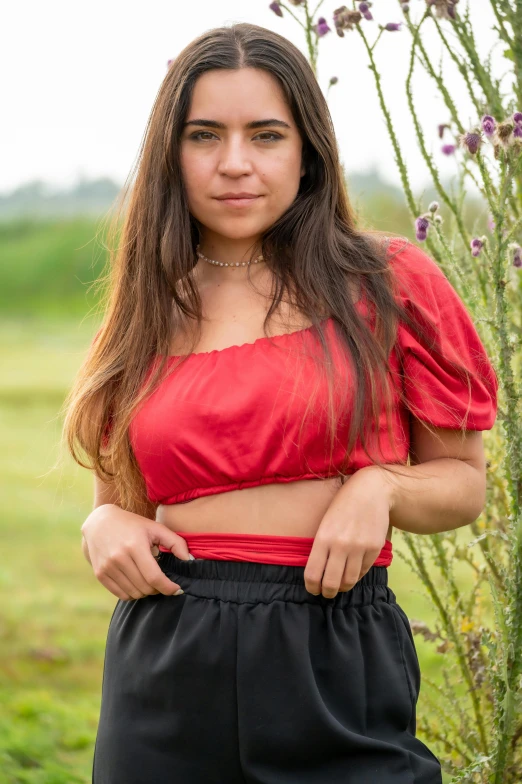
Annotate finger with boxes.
[95,572,134,601]
[151,525,193,561]
[303,538,329,595]
[133,548,186,596]
[101,551,156,598]
[357,550,382,582]
[341,554,365,592]
[103,563,150,600]
[320,550,350,599]
[114,554,163,597]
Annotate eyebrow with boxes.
[183,118,292,130]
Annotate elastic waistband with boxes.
[158,532,393,568]
[157,551,396,607]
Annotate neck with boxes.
[195,240,266,284]
[197,236,263,264]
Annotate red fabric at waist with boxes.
[159,532,393,567]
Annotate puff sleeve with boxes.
[389,240,499,430]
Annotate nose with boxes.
[217,138,254,177]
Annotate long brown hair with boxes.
[61,22,479,519]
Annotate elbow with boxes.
[465,464,488,523]
[81,535,92,565]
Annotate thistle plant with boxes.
[269,2,522,782]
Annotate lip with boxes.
[216,192,260,199]
[215,195,262,208]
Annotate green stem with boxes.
[451,9,504,118]
[302,0,318,75]
[430,537,489,752]
[431,221,483,316]
[403,533,489,752]
[488,0,514,48]
[417,13,512,224]
[488,144,522,781]
[310,0,326,19]
[431,15,483,119]
[404,15,474,275]
[354,25,418,218]
[278,2,306,28]
[468,519,508,593]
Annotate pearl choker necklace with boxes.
[196,243,265,268]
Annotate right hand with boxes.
[81,504,192,601]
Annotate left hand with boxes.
[304,468,394,599]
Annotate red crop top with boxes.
[94,239,498,568]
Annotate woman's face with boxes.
[179,67,305,254]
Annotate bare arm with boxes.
[349,424,488,535]
[82,536,92,565]
[81,464,122,565]
[303,422,489,598]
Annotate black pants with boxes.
[92,553,443,783]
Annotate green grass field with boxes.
[0,216,494,782]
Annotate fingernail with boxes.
[188,553,195,561]
[173,588,184,596]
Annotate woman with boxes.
[64,22,498,784]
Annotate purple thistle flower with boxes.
[497,121,515,148]
[481,115,496,138]
[512,111,522,125]
[459,131,482,155]
[487,214,496,231]
[316,17,331,36]
[269,1,283,17]
[415,216,429,241]
[167,59,173,68]
[513,246,522,267]
[470,237,483,257]
[333,8,363,35]
[358,3,373,19]
[447,3,458,19]
[384,22,402,31]
[514,125,522,139]
[442,143,456,155]
[427,0,460,21]
[438,123,450,139]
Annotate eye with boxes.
[255,132,283,142]
[189,131,282,143]
[190,131,216,141]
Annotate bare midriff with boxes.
[156,478,394,543]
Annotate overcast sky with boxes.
[2,1,504,196]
